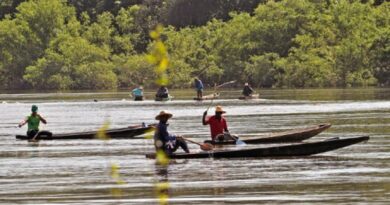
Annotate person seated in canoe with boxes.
[155,86,169,99]
[154,110,190,154]
[18,105,52,139]
[132,86,144,101]
[242,82,254,97]
[194,77,204,99]
[202,105,230,141]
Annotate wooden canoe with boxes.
[146,136,369,159]
[204,123,331,145]
[193,93,220,101]
[238,94,259,100]
[15,124,155,140]
[155,95,173,101]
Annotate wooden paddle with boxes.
[28,123,46,142]
[215,80,236,89]
[228,134,246,146]
[28,130,41,142]
[181,136,213,151]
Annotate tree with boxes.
[24,34,117,89]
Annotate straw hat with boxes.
[155,110,173,120]
[215,105,226,113]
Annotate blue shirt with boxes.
[132,88,143,97]
[154,122,176,143]
[195,79,204,90]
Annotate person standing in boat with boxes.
[132,86,144,101]
[242,82,254,97]
[194,77,204,99]
[154,110,190,154]
[18,105,52,139]
[202,105,230,141]
[155,86,169,99]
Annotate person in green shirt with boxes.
[18,105,52,139]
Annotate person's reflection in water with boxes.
[154,160,189,204]
[155,161,169,205]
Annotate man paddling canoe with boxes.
[155,86,169,99]
[242,82,254,97]
[18,105,52,139]
[154,111,190,154]
[202,105,230,141]
[132,86,144,101]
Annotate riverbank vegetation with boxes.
[0,0,388,90]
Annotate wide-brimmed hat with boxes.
[215,105,226,113]
[155,110,173,120]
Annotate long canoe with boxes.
[193,93,220,101]
[16,124,155,140]
[238,94,259,100]
[146,136,369,159]
[204,123,331,145]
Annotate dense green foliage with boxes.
[0,0,389,90]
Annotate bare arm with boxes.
[202,111,208,125]
[224,119,229,133]
[38,114,47,124]
[18,119,27,128]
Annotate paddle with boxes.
[215,80,236,89]
[204,80,236,111]
[28,130,41,142]
[181,136,213,151]
[228,134,246,146]
[28,123,46,142]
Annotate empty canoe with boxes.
[146,136,369,159]
[204,123,331,145]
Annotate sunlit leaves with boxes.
[96,120,111,141]
[156,150,170,166]
[110,163,125,197]
[147,24,169,86]
[155,181,169,205]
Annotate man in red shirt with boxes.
[202,105,229,141]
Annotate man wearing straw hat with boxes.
[154,110,190,154]
[202,105,230,141]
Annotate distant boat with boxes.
[155,95,173,101]
[193,93,220,101]
[146,136,369,159]
[238,94,259,100]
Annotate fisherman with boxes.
[18,105,52,139]
[194,77,204,99]
[202,105,230,141]
[154,110,190,154]
[132,86,144,101]
[242,82,254,97]
[155,86,169,98]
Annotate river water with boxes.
[0,88,389,204]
